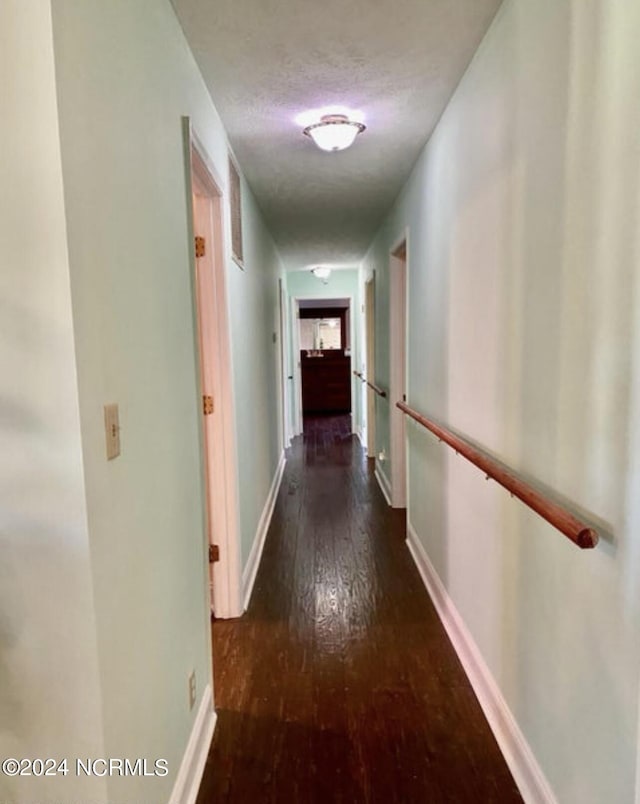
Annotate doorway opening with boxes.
[189,127,242,620]
[389,235,408,508]
[292,297,354,434]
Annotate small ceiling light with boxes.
[312,267,332,283]
[303,114,366,152]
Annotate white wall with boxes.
[0,4,106,804]
[364,0,640,801]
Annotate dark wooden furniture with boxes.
[301,350,351,414]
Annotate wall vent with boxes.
[229,155,244,268]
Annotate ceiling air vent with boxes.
[229,155,244,268]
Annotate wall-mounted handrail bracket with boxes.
[353,370,387,399]
[396,400,599,550]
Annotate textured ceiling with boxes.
[171,0,502,270]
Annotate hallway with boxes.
[6,2,640,801]
[196,416,522,803]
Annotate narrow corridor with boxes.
[196,416,522,803]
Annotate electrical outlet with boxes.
[188,670,196,711]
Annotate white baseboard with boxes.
[355,428,365,447]
[406,522,556,804]
[242,451,286,610]
[168,684,216,804]
[374,464,392,507]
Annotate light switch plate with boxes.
[104,404,120,460]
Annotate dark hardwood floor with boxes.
[196,414,522,803]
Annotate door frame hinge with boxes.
[203,394,214,415]
[195,235,206,258]
[209,544,220,563]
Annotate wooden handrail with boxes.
[396,401,598,550]
[353,371,387,399]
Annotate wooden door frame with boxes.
[187,122,242,619]
[389,230,409,509]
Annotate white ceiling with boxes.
[171,0,502,271]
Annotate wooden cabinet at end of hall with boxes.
[301,351,351,414]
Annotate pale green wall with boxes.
[0,4,107,804]
[47,1,284,802]
[229,176,285,566]
[285,269,363,435]
[364,1,640,801]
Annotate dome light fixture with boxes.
[303,114,366,152]
[311,266,332,283]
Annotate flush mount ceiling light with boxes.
[311,266,332,283]
[303,114,366,152]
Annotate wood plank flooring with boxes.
[196,414,522,803]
